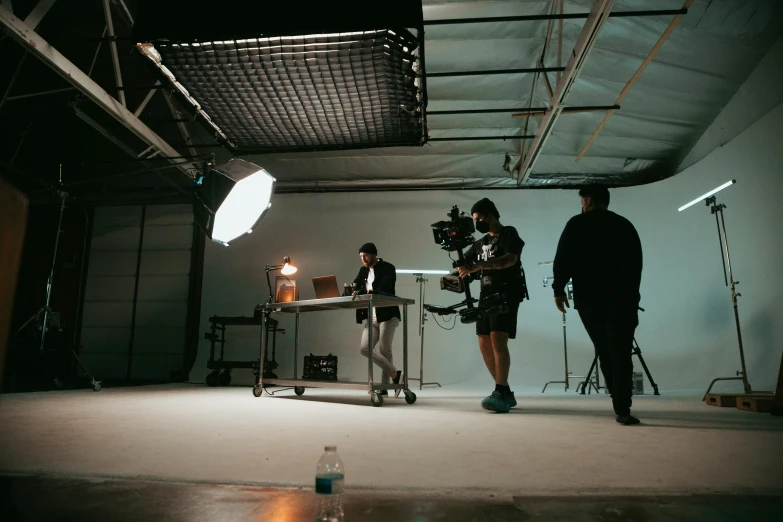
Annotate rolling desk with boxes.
[252,294,416,407]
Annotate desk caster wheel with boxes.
[218,371,232,387]
[371,392,383,407]
[252,385,262,397]
[206,371,219,387]
[404,390,417,404]
[294,386,305,396]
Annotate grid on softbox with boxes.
[152,29,424,154]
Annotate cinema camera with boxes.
[427,206,509,324]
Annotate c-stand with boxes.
[540,268,592,393]
[404,273,442,391]
[12,165,101,392]
[700,195,757,399]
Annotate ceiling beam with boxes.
[429,135,535,142]
[71,101,191,197]
[575,0,694,162]
[162,89,198,159]
[423,8,688,25]
[133,80,160,117]
[0,4,196,179]
[427,105,619,116]
[514,0,616,185]
[23,0,57,30]
[426,67,564,78]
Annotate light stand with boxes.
[13,165,101,391]
[541,272,592,393]
[701,195,753,398]
[405,273,442,391]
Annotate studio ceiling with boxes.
[0,0,781,202]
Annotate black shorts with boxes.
[475,301,520,339]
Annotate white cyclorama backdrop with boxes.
[194,102,783,392]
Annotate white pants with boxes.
[359,317,400,383]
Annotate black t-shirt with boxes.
[464,226,525,298]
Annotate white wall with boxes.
[679,36,783,171]
[194,102,783,393]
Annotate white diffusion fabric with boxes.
[212,169,275,244]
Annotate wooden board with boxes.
[774,352,783,415]
[736,395,776,413]
[0,178,29,379]
[704,393,744,407]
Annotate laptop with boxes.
[312,275,341,299]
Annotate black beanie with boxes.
[359,242,377,255]
[471,198,500,219]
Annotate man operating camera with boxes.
[458,198,527,413]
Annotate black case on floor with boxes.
[302,354,338,381]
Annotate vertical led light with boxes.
[678,180,736,212]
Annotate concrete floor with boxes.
[2,475,782,521]
[1,384,782,498]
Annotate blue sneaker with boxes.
[505,391,517,408]
[481,390,510,413]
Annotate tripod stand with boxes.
[577,307,660,396]
[12,166,101,392]
[405,273,441,391]
[541,274,592,393]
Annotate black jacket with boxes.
[352,259,401,324]
[553,209,642,309]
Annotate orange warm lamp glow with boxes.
[265,257,297,303]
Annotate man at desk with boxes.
[353,242,403,397]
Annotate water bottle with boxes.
[315,446,345,522]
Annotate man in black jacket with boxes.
[552,185,643,425]
[459,198,527,413]
[353,243,403,397]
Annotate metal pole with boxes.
[423,9,688,25]
[429,135,536,142]
[6,87,76,101]
[257,311,268,392]
[367,299,374,393]
[427,105,620,116]
[125,204,146,379]
[403,304,409,392]
[419,275,424,390]
[294,312,299,379]
[412,274,442,390]
[39,168,67,353]
[562,312,569,391]
[718,205,751,394]
[88,26,107,77]
[102,0,126,107]
[711,199,728,286]
[426,67,564,77]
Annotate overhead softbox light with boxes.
[133,0,426,155]
[193,159,275,246]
